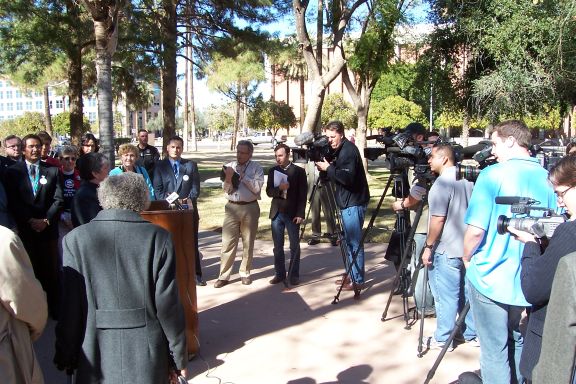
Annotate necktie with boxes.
[173,163,179,179]
[29,164,36,178]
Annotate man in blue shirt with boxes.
[463,120,556,384]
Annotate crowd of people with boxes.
[1,119,575,383]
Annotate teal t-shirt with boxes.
[465,157,557,306]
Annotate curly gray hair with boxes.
[98,172,150,212]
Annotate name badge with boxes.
[39,175,47,185]
[183,175,189,181]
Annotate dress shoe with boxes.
[213,279,229,288]
[196,276,207,286]
[241,276,252,285]
[340,282,364,291]
[269,276,285,284]
[289,277,300,285]
[307,237,320,245]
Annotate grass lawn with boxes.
[189,147,398,243]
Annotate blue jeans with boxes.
[271,212,301,278]
[340,205,366,284]
[429,253,475,343]
[468,281,524,384]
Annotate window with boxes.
[49,101,53,109]
[36,100,42,110]
[34,91,41,97]
[0,103,3,111]
[0,81,3,87]
[88,112,96,123]
[88,98,97,107]
[15,90,21,98]
[25,101,32,110]
[6,102,13,111]
[6,90,12,99]
[16,102,23,111]
[0,91,3,99]
[56,99,63,109]
[48,89,53,96]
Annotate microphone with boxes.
[294,131,315,146]
[495,196,538,205]
[166,191,185,210]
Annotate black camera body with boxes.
[292,135,334,163]
[496,196,566,238]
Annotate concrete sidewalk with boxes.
[35,231,480,383]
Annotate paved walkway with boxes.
[35,231,480,384]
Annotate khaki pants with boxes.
[218,201,260,280]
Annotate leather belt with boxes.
[228,200,256,205]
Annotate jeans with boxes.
[429,253,475,343]
[410,233,435,312]
[468,281,524,384]
[340,205,366,284]
[271,212,301,278]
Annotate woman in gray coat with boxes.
[55,172,187,383]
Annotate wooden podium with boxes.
[141,201,199,358]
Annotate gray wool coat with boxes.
[55,209,187,384]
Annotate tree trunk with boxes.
[189,48,197,152]
[357,103,369,172]
[43,86,53,135]
[299,75,305,133]
[183,42,190,152]
[232,82,241,151]
[461,113,471,148]
[68,46,84,144]
[94,19,115,169]
[160,0,178,149]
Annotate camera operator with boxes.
[422,143,476,350]
[316,121,370,291]
[392,129,438,313]
[462,120,557,384]
[506,155,576,382]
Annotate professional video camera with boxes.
[455,140,496,182]
[496,196,566,238]
[292,132,334,163]
[364,131,432,174]
[530,143,563,171]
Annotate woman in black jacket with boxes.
[508,155,576,382]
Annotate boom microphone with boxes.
[495,196,538,205]
[294,131,315,146]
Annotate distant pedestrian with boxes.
[136,129,160,181]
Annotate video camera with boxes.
[292,131,334,163]
[495,196,565,238]
[455,140,496,182]
[364,131,432,175]
[530,143,563,171]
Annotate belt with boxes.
[228,200,256,205]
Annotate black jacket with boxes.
[71,181,102,227]
[519,220,576,380]
[266,163,307,220]
[325,138,369,209]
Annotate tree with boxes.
[320,93,357,129]
[368,95,426,130]
[206,49,265,149]
[0,112,46,139]
[205,103,235,136]
[248,97,297,137]
[52,112,92,137]
[292,0,369,134]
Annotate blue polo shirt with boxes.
[465,156,557,306]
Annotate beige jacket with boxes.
[0,226,48,384]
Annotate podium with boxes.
[141,201,199,358]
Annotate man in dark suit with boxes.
[266,144,307,285]
[153,136,205,285]
[4,134,63,318]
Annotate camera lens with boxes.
[497,215,510,235]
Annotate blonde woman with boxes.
[109,143,155,199]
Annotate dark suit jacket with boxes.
[520,220,576,380]
[266,163,307,220]
[71,181,102,227]
[4,160,63,239]
[153,158,200,202]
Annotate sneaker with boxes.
[427,336,454,352]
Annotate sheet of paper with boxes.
[274,170,288,199]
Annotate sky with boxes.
[177,1,431,112]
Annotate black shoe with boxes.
[307,238,320,245]
[269,276,285,284]
[241,276,252,285]
[196,276,207,286]
[214,279,229,288]
[290,277,300,285]
[330,237,338,246]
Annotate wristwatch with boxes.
[424,243,434,250]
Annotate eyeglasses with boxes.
[61,157,77,161]
[555,185,575,200]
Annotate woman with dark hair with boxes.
[71,152,109,227]
[79,133,100,156]
[508,155,576,382]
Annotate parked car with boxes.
[245,131,287,146]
